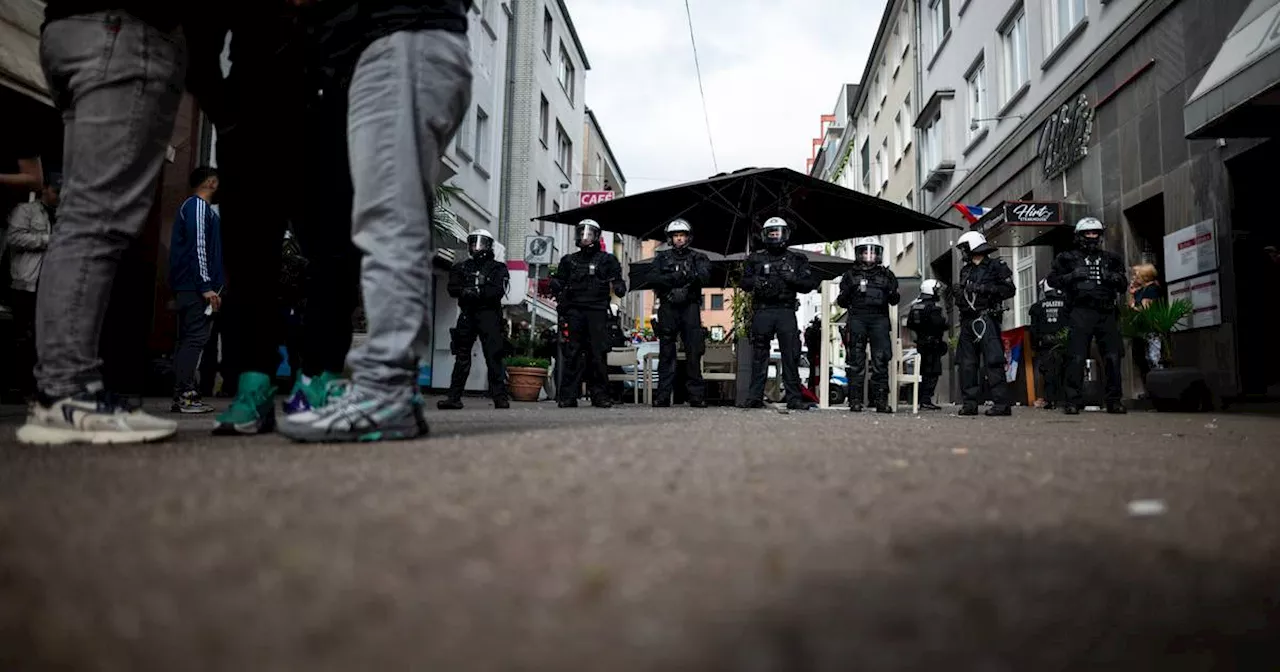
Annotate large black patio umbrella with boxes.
[628,247,859,290]
[535,167,959,256]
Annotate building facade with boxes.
[914,0,1280,403]
[499,0,590,274]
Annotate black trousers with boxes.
[173,291,212,395]
[957,314,1009,408]
[198,312,222,396]
[446,308,508,400]
[656,301,705,402]
[747,306,803,405]
[559,308,610,402]
[9,289,37,394]
[1064,306,1123,405]
[920,352,943,403]
[1035,346,1065,404]
[845,312,892,406]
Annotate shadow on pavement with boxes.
[696,526,1280,672]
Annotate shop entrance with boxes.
[1227,139,1280,398]
[1124,195,1167,272]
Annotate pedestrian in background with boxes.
[168,167,223,414]
[1128,262,1162,377]
[5,174,59,400]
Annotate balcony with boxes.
[922,159,956,192]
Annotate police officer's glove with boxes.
[1070,267,1091,281]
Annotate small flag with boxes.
[951,202,991,224]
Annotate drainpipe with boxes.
[497,1,519,247]
[912,0,925,278]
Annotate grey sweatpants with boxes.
[345,30,472,393]
[35,13,186,397]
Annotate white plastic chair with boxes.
[607,346,641,404]
[891,337,922,414]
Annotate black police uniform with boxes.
[953,255,1016,414]
[1028,291,1069,408]
[443,256,510,405]
[1049,246,1128,411]
[741,248,819,408]
[804,317,822,392]
[649,246,712,405]
[906,295,948,408]
[550,249,627,407]
[837,263,900,411]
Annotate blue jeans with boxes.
[35,12,185,396]
[344,30,471,393]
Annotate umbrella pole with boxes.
[820,279,833,410]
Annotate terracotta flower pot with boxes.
[506,366,548,402]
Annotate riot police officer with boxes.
[1028,278,1069,410]
[439,229,511,410]
[649,219,712,407]
[837,237,900,413]
[550,219,627,408]
[1048,217,1128,415]
[951,231,1016,416]
[804,316,823,394]
[741,217,819,409]
[906,278,949,411]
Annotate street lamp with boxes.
[969,114,1026,131]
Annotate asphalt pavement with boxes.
[2,399,1278,671]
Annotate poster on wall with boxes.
[1001,327,1026,383]
[1166,272,1222,330]
[1163,219,1218,283]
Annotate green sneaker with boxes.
[213,372,277,435]
[284,371,345,416]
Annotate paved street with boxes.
[2,399,1278,671]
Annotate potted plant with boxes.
[728,267,755,405]
[504,330,551,402]
[1128,299,1210,412]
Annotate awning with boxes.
[973,201,1082,247]
[1184,0,1280,139]
[0,2,52,105]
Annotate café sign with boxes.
[579,190,616,207]
[1037,94,1095,180]
[1003,201,1063,224]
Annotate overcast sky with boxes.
[564,0,886,194]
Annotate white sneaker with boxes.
[16,388,178,445]
[277,384,428,443]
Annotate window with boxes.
[542,7,553,57]
[1001,8,1029,104]
[555,122,572,175]
[902,192,915,211]
[539,95,549,147]
[860,139,871,190]
[892,14,904,74]
[474,107,489,171]
[710,294,725,311]
[553,199,560,213]
[536,182,546,217]
[894,112,907,163]
[966,59,987,142]
[558,42,576,103]
[1007,247,1037,328]
[872,75,882,117]
[922,110,943,169]
[594,153,604,183]
[1045,0,1086,51]
[880,138,889,188]
[874,148,885,193]
[878,57,888,104]
[455,107,473,159]
[929,0,951,60]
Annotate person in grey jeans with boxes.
[17,4,187,445]
[280,0,472,443]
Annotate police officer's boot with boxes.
[652,395,672,408]
[1106,401,1127,414]
[1043,401,1057,410]
[493,396,510,410]
[920,400,942,411]
[957,404,979,416]
[558,398,579,408]
[437,398,464,410]
[689,398,707,408]
[984,405,1012,417]
[1063,403,1080,415]
[591,396,614,409]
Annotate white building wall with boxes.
[915,0,1145,217]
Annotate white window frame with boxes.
[966,59,987,142]
[1000,7,1029,104]
[1045,0,1087,52]
[536,182,547,218]
[929,0,951,61]
[538,94,550,147]
[555,122,572,176]
[557,42,576,104]
[542,8,553,58]
[894,111,907,165]
[1007,247,1037,329]
[455,107,473,160]
[880,137,889,190]
[922,110,943,170]
[873,148,885,194]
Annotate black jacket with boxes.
[649,247,711,306]
[447,257,509,311]
[44,1,184,30]
[953,256,1016,318]
[740,249,820,308]
[836,264,900,316]
[1048,248,1127,310]
[906,297,948,354]
[1028,295,1069,347]
[550,250,626,311]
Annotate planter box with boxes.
[1145,367,1213,412]
[507,366,548,402]
[734,335,753,406]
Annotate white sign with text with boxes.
[1163,219,1218,283]
[1166,272,1222,330]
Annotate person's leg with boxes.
[776,312,805,407]
[440,316,476,407]
[558,311,587,406]
[654,304,678,405]
[681,303,706,404]
[11,290,38,395]
[957,318,981,412]
[198,314,221,397]
[845,316,869,409]
[980,316,1011,415]
[1062,309,1092,412]
[867,313,893,411]
[1098,309,1126,412]
[585,310,612,406]
[20,13,184,444]
[476,309,509,406]
[745,309,773,406]
[171,291,213,412]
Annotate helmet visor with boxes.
[855,244,883,264]
[468,235,492,256]
[577,224,600,247]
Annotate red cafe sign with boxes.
[579,190,616,207]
